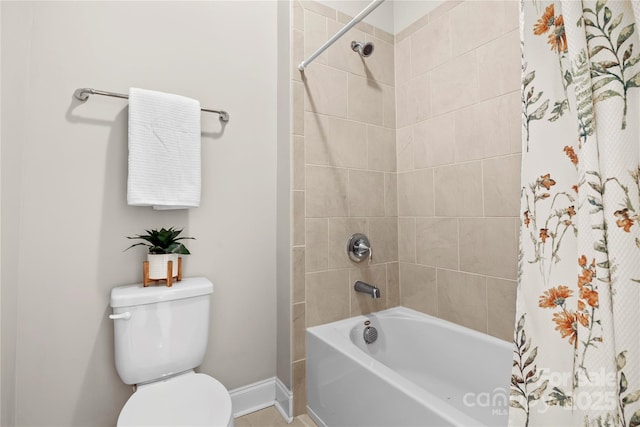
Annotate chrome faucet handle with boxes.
[347,233,372,263]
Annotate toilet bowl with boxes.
[110,277,233,427]
[117,372,233,427]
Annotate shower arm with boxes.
[298,0,385,71]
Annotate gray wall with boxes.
[1,2,280,425]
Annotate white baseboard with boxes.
[229,377,292,420]
[274,378,293,422]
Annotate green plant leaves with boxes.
[125,227,194,254]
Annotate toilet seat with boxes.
[117,372,234,427]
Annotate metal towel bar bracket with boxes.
[73,88,230,123]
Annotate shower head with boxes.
[351,41,374,58]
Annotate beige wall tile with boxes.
[292,29,304,83]
[292,82,304,136]
[487,277,517,341]
[399,263,437,315]
[382,83,396,129]
[396,126,414,172]
[431,51,478,116]
[375,27,394,45]
[434,162,483,217]
[459,218,518,279]
[303,64,348,117]
[348,74,383,125]
[506,91,522,154]
[397,169,435,217]
[292,0,304,31]
[450,1,506,57]
[437,269,487,333]
[328,217,368,269]
[503,0,520,31]
[364,35,395,86]
[411,72,431,124]
[396,73,430,128]
[398,217,416,263]
[429,0,463,21]
[337,10,375,35]
[385,173,398,217]
[483,155,521,217]
[306,269,350,327]
[454,95,513,162]
[477,29,521,101]
[292,135,305,190]
[292,247,305,304]
[368,125,396,172]
[369,217,399,263]
[300,0,336,19]
[305,113,368,168]
[292,303,306,361]
[304,112,328,165]
[416,218,458,269]
[350,264,387,315]
[386,262,400,307]
[305,218,328,273]
[396,14,429,43]
[395,81,414,130]
[304,10,328,66]
[395,36,411,86]
[292,190,305,246]
[414,113,455,169]
[356,20,376,36]
[292,359,306,416]
[327,20,366,77]
[305,165,348,217]
[411,12,451,77]
[349,170,385,217]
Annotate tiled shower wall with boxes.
[290,0,398,416]
[394,0,521,342]
[290,0,522,417]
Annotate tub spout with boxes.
[354,280,381,299]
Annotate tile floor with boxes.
[235,406,317,427]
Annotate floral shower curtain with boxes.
[510,0,640,425]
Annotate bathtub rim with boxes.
[307,306,511,350]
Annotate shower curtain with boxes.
[510,0,640,426]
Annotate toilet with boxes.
[110,276,234,427]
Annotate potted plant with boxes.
[126,227,194,282]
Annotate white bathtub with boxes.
[306,306,512,427]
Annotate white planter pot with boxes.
[147,254,179,279]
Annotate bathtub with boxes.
[306,306,512,427]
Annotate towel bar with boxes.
[73,88,229,122]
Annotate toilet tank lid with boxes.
[110,277,213,308]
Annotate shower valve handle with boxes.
[347,233,372,263]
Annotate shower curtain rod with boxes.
[298,0,385,71]
[73,88,230,122]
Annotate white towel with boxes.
[127,88,201,210]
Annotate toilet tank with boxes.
[110,277,214,385]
